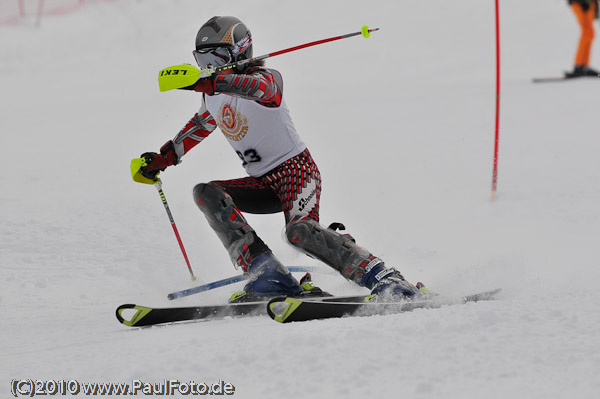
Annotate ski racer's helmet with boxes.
[193,16,253,69]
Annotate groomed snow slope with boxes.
[1,1,599,398]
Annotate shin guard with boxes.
[193,182,269,270]
[285,218,384,287]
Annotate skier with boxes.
[567,0,600,77]
[134,16,420,302]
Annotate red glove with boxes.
[140,141,179,180]
[179,76,215,94]
[192,78,215,95]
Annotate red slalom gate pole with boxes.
[491,0,501,201]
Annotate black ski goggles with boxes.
[192,47,232,69]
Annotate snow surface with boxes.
[2,0,600,398]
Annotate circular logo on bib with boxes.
[218,103,248,142]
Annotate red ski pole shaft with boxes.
[265,27,380,58]
[206,26,380,76]
[154,181,196,280]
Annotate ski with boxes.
[266,289,502,323]
[116,290,501,327]
[167,265,320,300]
[532,77,572,83]
[115,294,369,328]
[115,302,267,327]
[532,75,600,83]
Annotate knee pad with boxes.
[193,182,268,270]
[194,183,245,227]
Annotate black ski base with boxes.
[267,289,502,323]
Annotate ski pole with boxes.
[167,266,318,300]
[154,180,197,281]
[205,25,379,77]
[159,26,380,91]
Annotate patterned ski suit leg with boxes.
[194,149,387,287]
[260,149,321,224]
[193,178,273,271]
[194,149,321,272]
[264,150,384,288]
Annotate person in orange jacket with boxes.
[567,0,600,77]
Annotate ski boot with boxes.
[360,263,422,302]
[566,65,600,78]
[584,66,600,77]
[229,252,329,303]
